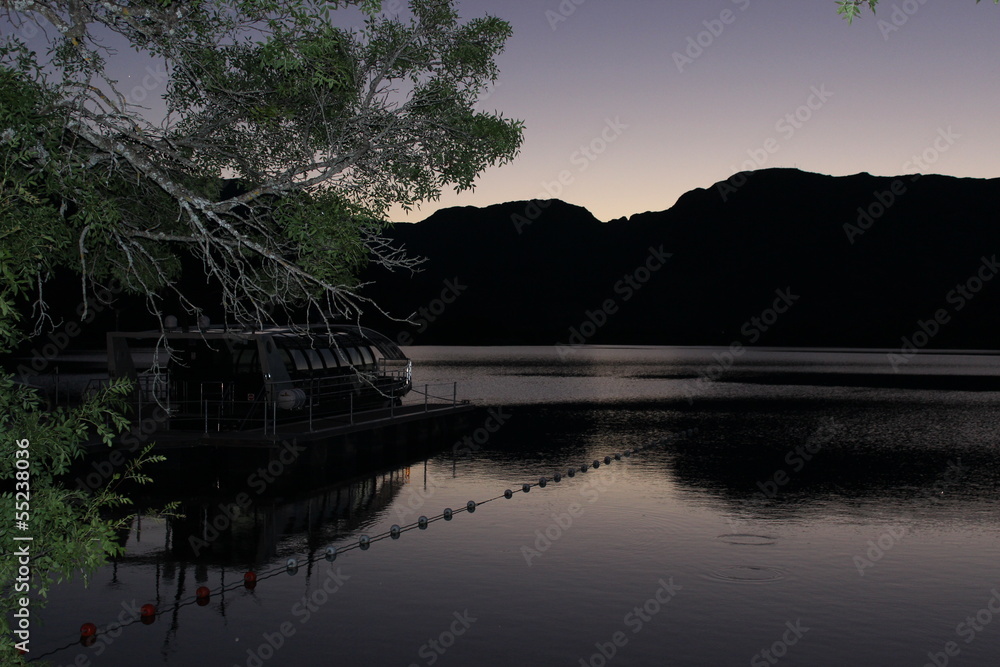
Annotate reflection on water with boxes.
[168,469,410,565]
[34,347,1000,666]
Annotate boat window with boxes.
[346,347,362,367]
[289,349,309,372]
[363,331,405,360]
[234,349,257,376]
[305,349,323,372]
[320,349,337,368]
[330,347,348,366]
[358,346,374,366]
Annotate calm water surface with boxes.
[34,347,1000,666]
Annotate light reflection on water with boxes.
[34,347,1000,666]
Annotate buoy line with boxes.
[31,428,698,662]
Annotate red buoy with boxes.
[243,571,257,584]
[80,622,97,637]
[140,604,156,617]
[196,586,211,599]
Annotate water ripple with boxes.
[704,565,787,584]
[717,533,778,546]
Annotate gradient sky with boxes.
[388,0,1000,222]
[6,1,996,224]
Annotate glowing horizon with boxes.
[390,0,1000,223]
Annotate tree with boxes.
[0,1,522,663]
[0,0,523,330]
[837,0,999,23]
[0,179,176,664]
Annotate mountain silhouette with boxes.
[359,168,1000,349]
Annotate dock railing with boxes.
[409,383,458,413]
[115,361,462,436]
[193,379,462,435]
[256,381,462,435]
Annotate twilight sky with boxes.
[6,1,995,224]
[389,0,1000,222]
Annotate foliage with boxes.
[0,373,179,665]
[0,2,521,663]
[0,188,176,663]
[0,0,523,330]
[837,0,998,23]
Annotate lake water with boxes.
[32,347,1000,666]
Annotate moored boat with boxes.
[107,324,412,431]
